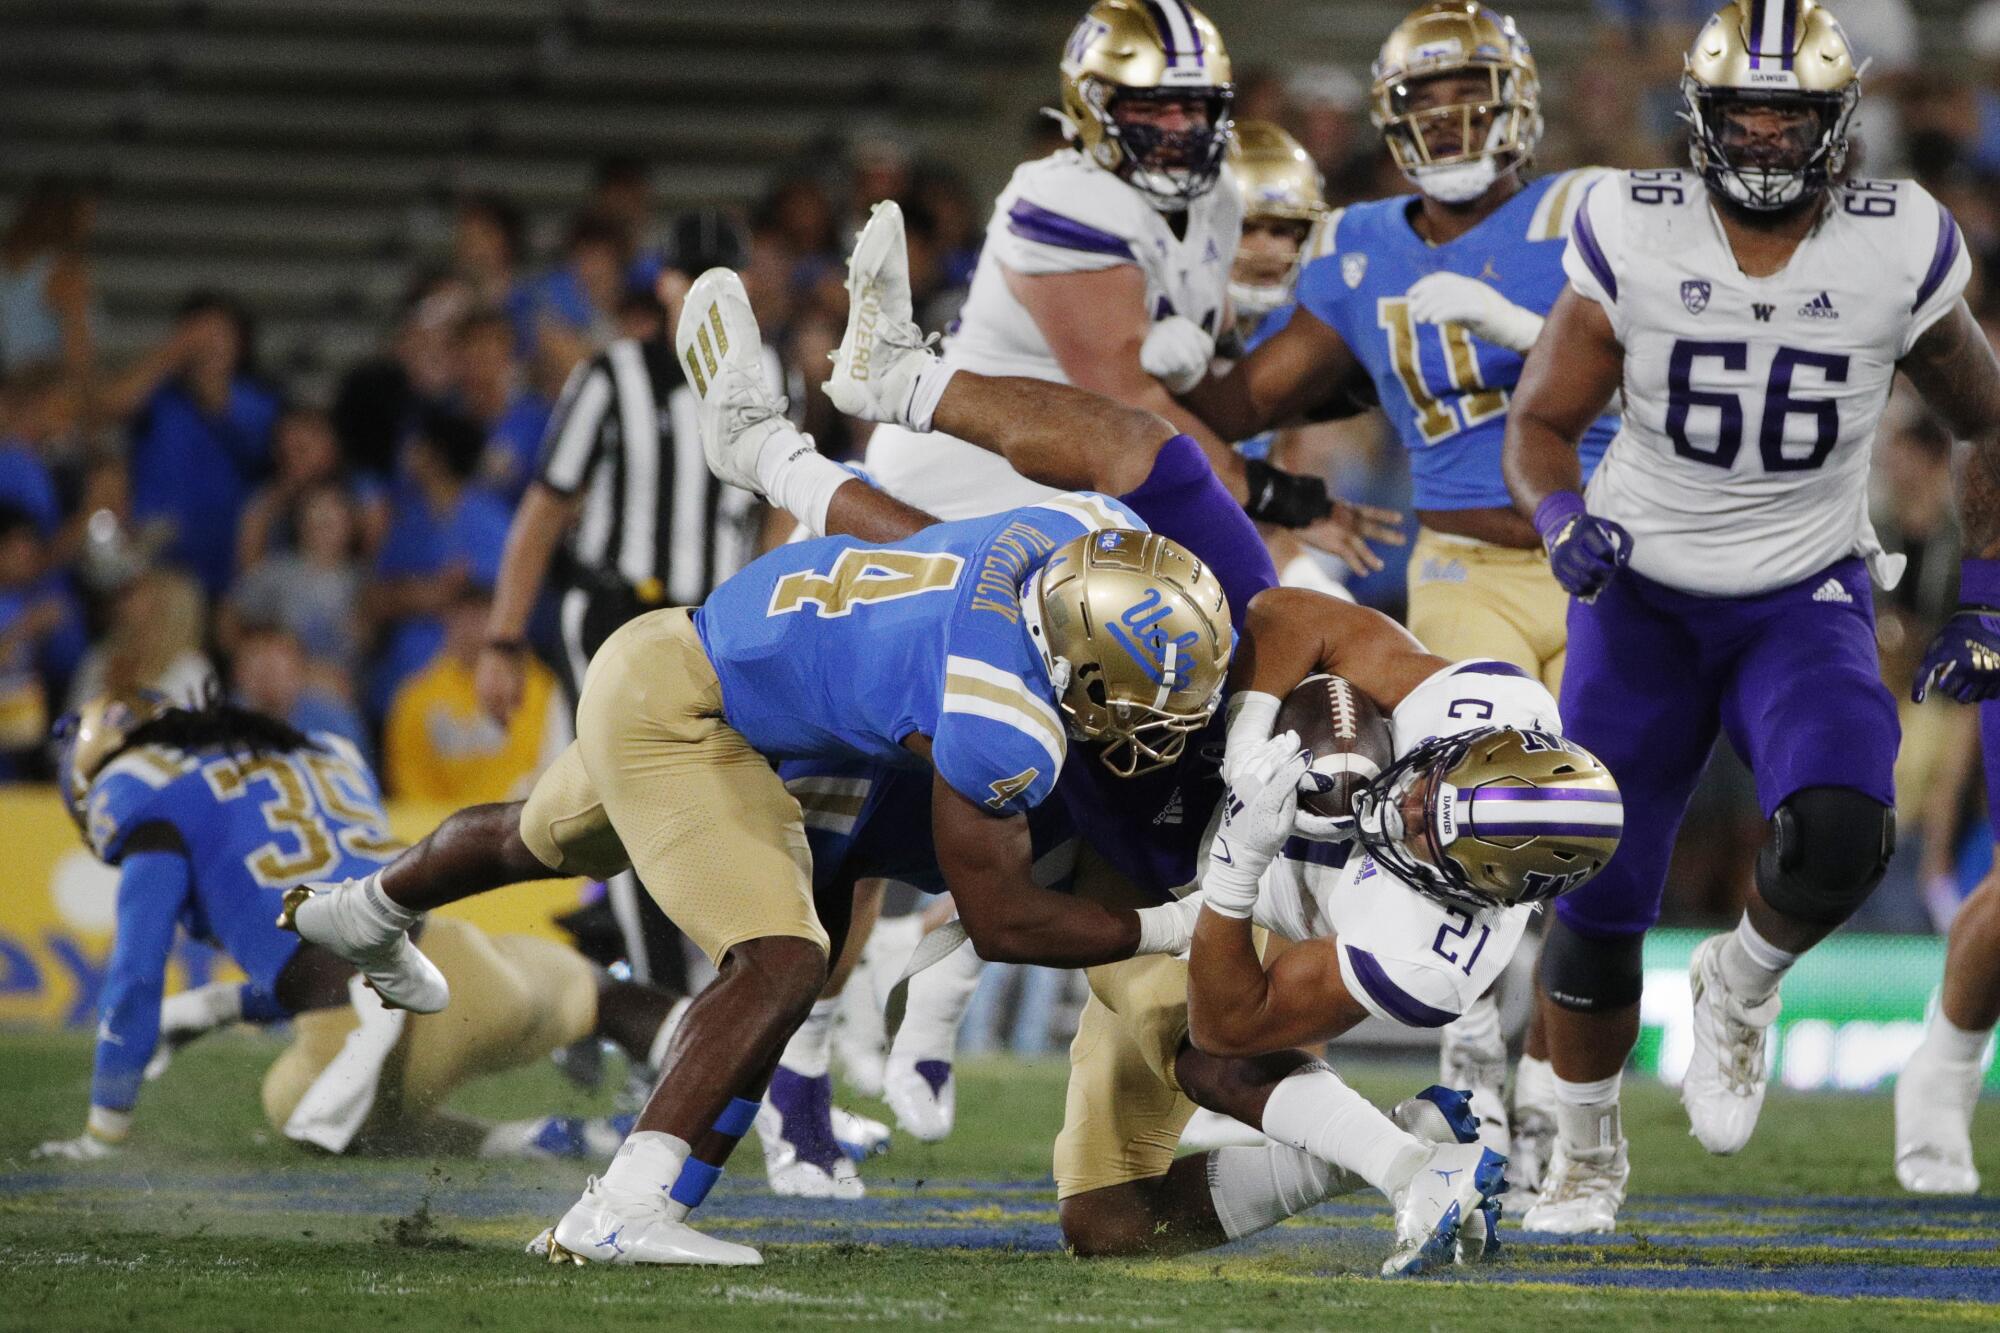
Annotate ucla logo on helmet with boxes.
[1106,587,1200,688]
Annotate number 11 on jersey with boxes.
[1378,298,1509,445]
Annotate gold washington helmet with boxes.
[1682,0,1860,212]
[1021,528,1233,778]
[1353,726,1622,912]
[1370,2,1542,204]
[1058,0,1234,208]
[52,692,171,830]
[1227,121,1327,320]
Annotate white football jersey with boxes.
[864,148,1242,519]
[1566,170,1969,597]
[1251,662,1558,1028]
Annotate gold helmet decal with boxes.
[1058,0,1234,209]
[1681,0,1860,212]
[1371,2,1542,204]
[53,692,171,830]
[1355,726,1622,911]
[1022,528,1233,778]
[1227,122,1327,321]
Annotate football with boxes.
[1273,673,1395,820]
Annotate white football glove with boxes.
[1140,315,1216,394]
[1405,272,1545,354]
[1203,732,1328,919]
[1293,799,1360,846]
[33,1131,119,1162]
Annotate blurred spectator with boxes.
[850,136,912,227]
[453,312,552,505]
[1283,65,1381,204]
[235,405,384,570]
[226,481,366,690]
[591,154,665,293]
[0,366,67,540]
[452,193,530,319]
[616,289,666,344]
[229,621,370,763]
[384,583,566,803]
[99,292,279,599]
[331,272,462,481]
[0,504,85,775]
[1023,110,1068,161]
[517,213,627,393]
[906,163,982,291]
[757,175,846,317]
[365,408,509,718]
[1838,0,1918,175]
[67,568,214,708]
[0,174,96,378]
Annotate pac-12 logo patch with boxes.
[1680,280,1711,314]
[1342,254,1368,289]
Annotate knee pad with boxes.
[1539,916,1644,1013]
[1755,786,1894,926]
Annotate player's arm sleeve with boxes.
[993,168,1141,276]
[533,355,614,496]
[1335,942,1465,1029]
[1562,179,1624,322]
[932,667,1067,818]
[90,850,194,1114]
[1902,190,1973,358]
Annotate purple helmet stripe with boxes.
[1178,0,1205,61]
[1346,945,1457,1028]
[1467,787,1622,803]
[1914,206,1964,313]
[1747,0,1765,68]
[1006,200,1135,259]
[1779,0,1797,70]
[1144,1,1180,63]
[1465,820,1622,839]
[1570,191,1618,302]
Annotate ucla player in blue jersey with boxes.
[283,268,1232,1265]
[30,693,688,1164]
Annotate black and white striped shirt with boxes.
[535,337,765,607]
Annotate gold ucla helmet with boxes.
[1058,0,1234,208]
[1021,527,1233,777]
[1227,122,1327,319]
[52,692,170,830]
[1682,0,1859,212]
[1354,726,1622,912]
[1371,2,1542,205]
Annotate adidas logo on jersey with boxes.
[1798,291,1839,320]
[1812,577,1853,605]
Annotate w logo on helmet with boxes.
[1105,587,1200,688]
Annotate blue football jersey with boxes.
[697,492,1142,817]
[1296,170,1619,510]
[83,732,403,1111]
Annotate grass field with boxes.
[3,1029,1997,1330]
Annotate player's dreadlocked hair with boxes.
[118,685,324,766]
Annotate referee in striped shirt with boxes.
[475,208,770,987]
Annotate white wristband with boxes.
[903,361,958,434]
[1222,691,1281,785]
[1199,862,1262,920]
[1134,899,1192,956]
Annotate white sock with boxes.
[161,980,242,1034]
[1207,1140,1362,1241]
[357,870,419,931]
[866,914,926,1014]
[645,996,693,1073]
[1717,916,1797,1004]
[1920,1005,1993,1066]
[903,361,958,433]
[1553,1072,1622,1154]
[598,1129,690,1198]
[1258,1066,1428,1198]
[891,935,984,1063]
[754,424,851,537]
[1514,1053,1556,1114]
[780,997,839,1078]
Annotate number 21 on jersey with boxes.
[1378,298,1509,445]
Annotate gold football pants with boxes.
[1406,529,1568,695]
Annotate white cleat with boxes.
[1682,933,1779,1155]
[535,1177,762,1266]
[1521,1137,1628,1235]
[824,200,940,428]
[754,1081,866,1202]
[673,266,793,496]
[1440,1022,1512,1163]
[1895,1044,1983,1195]
[277,879,449,1014]
[1382,1142,1508,1278]
[882,1053,956,1143]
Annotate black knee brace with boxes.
[1539,916,1645,1012]
[1754,786,1894,926]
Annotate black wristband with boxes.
[1241,458,1334,528]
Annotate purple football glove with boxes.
[1913,606,2000,704]
[1534,491,1632,601]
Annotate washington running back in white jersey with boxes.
[1251,662,1561,1027]
[1565,169,1970,598]
[864,148,1243,519]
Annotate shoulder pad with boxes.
[87,746,197,862]
[1389,661,1561,756]
[1526,167,1617,242]
[1024,491,1147,537]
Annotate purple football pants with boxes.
[1553,557,1898,940]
